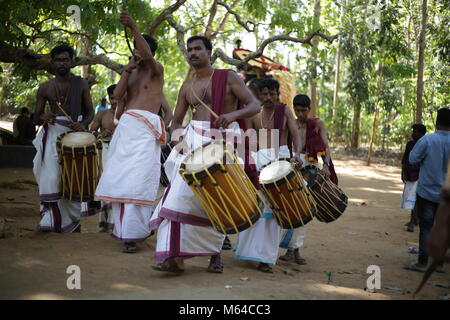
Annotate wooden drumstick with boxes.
[56,102,75,124]
[191,87,219,119]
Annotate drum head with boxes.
[260,160,292,184]
[184,141,227,173]
[61,132,96,147]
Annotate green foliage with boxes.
[0,0,448,153]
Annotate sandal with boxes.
[207,255,224,273]
[152,258,184,274]
[257,263,273,273]
[279,251,294,262]
[294,256,308,265]
[122,242,137,253]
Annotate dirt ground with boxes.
[0,158,449,300]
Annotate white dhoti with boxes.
[150,120,245,262]
[401,181,418,210]
[97,140,113,229]
[32,116,82,233]
[95,110,165,242]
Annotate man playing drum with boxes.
[95,10,167,253]
[33,44,94,233]
[278,94,336,264]
[234,78,303,273]
[150,36,261,274]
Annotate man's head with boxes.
[293,94,311,122]
[436,107,450,130]
[20,107,29,117]
[257,78,280,108]
[50,44,74,77]
[411,123,426,140]
[133,34,158,59]
[107,84,117,108]
[101,98,107,106]
[247,78,263,100]
[186,36,213,68]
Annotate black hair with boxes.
[101,97,107,101]
[20,107,29,114]
[133,34,158,54]
[257,78,280,92]
[247,78,264,97]
[107,84,117,96]
[411,123,426,136]
[187,36,213,51]
[293,94,311,108]
[436,107,450,127]
[50,44,74,60]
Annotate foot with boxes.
[207,255,223,273]
[404,261,426,273]
[278,250,295,262]
[293,249,308,265]
[222,236,232,250]
[152,258,184,274]
[406,222,414,232]
[257,262,273,273]
[122,242,137,253]
[99,227,108,233]
[72,225,81,233]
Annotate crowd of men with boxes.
[29,10,449,276]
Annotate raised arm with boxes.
[120,10,162,76]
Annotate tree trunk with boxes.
[80,36,90,79]
[309,0,321,117]
[351,104,361,149]
[367,61,383,166]
[415,0,427,124]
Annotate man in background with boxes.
[95,97,109,114]
[401,124,426,232]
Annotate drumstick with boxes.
[55,102,75,124]
[191,86,219,119]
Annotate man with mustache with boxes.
[33,44,94,233]
[95,10,171,253]
[150,36,261,274]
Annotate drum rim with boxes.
[180,139,234,181]
[57,131,102,153]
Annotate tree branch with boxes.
[211,0,240,40]
[205,0,219,37]
[166,15,188,60]
[216,0,255,32]
[243,31,340,63]
[147,0,188,35]
[210,30,340,69]
[211,48,249,70]
[0,41,124,74]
